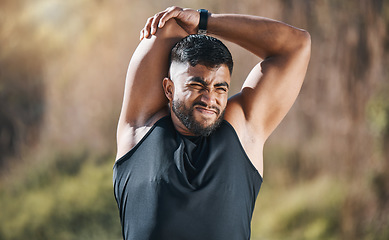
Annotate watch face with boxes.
[198,29,207,35]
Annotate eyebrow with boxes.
[188,77,230,89]
[215,82,229,89]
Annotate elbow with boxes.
[289,29,311,61]
[299,29,311,55]
[272,28,311,58]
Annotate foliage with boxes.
[252,175,344,240]
[0,154,121,240]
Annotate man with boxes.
[113,6,310,240]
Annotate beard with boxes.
[172,99,225,137]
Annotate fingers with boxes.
[150,12,163,35]
[140,16,154,40]
[159,6,182,28]
[140,6,184,40]
[139,12,165,40]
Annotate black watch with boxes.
[197,9,209,35]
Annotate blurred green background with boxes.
[1,0,388,239]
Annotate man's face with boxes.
[166,62,231,136]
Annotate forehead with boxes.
[170,62,231,85]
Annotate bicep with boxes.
[117,20,187,149]
[119,38,170,127]
[119,20,187,124]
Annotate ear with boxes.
[163,77,174,101]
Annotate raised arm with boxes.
[207,14,311,140]
[116,20,187,159]
[207,13,310,175]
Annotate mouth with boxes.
[194,105,219,116]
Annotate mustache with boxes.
[192,101,221,114]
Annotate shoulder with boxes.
[116,114,171,161]
[224,94,266,142]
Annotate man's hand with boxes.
[140,6,199,40]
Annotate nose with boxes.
[200,90,217,106]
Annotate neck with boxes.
[170,111,197,136]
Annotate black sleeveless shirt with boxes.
[113,116,262,240]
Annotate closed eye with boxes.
[216,87,228,93]
[189,83,204,90]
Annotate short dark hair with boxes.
[169,34,233,75]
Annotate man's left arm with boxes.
[206,14,311,142]
[205,13,311,177]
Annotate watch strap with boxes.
[197,9,209,35]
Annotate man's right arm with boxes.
[116,20,187,160]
